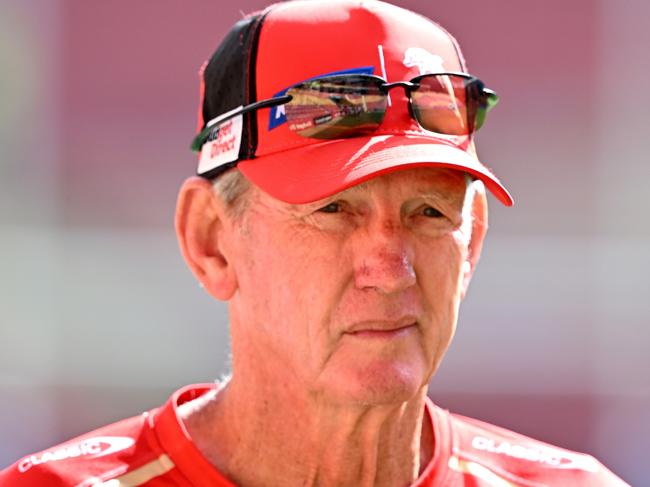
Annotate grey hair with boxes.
[211,168,252,218]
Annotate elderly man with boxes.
[0,1,629,486]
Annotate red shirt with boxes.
[0,384,628,486]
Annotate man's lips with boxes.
[347,325,417,339]
[345,317,418,337]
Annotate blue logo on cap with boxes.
[268,66,375,131]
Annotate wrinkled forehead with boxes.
[248,167,473,210]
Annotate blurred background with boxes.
[0,0,648,484]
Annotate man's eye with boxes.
[422,206,443,218]
[317,202,341,213]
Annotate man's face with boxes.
[227,167,479,405]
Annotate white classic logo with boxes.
[471,436,599,473]
[402,47,445,75]
[18,436,135,473]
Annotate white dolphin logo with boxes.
[403,47,445,75]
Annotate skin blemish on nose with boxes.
[356,251,416,291]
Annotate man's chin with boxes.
[320,360,430,407]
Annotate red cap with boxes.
[197,0,513,206]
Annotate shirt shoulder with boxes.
[445,410,630,486]
[0,409,175,487]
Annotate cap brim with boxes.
[238,134,513,206]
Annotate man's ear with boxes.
[175,176,238,301]
[460,181,488,300]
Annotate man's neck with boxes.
[179,378,434,487]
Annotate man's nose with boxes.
[352,219,416,294]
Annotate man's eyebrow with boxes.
[417,174,472,206]
[417,189,460,205]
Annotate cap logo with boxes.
[268,66,375,131]
[403,47,445,75]
[198,107,243,174]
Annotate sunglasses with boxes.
[191,72,498,151]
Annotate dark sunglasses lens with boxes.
[411,75,488,136]
[285,76,387,139]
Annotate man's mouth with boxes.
[345,318,418,338]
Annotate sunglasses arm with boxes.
[191,95,293,151]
